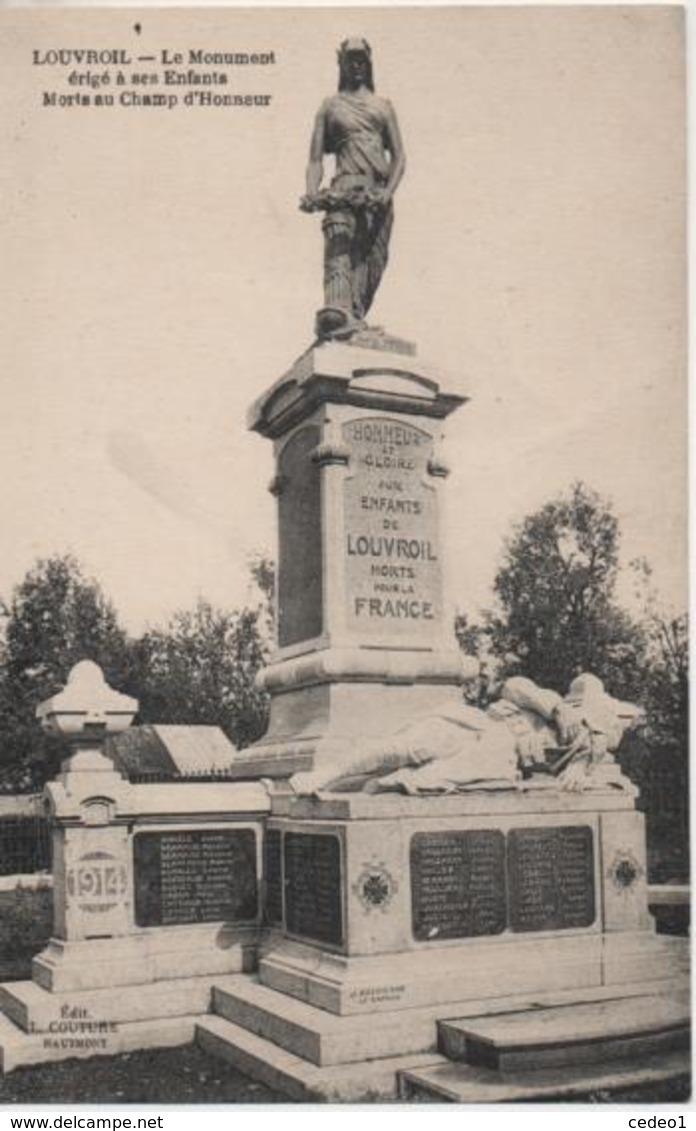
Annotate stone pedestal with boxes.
[194,786,688,1100]
[242,339,468,779]
[257,788,673,1016]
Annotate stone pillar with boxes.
[35,661,137,959]
[0,661,271,1066]
[243,338,469,780]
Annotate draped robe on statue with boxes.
[321,92,396,320]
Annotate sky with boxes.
[0,5,687,634]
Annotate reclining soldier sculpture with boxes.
[292,672,642,796]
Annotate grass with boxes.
[0,885,52,981]
[0,1045,286,1104]
[0,1050,689,1105]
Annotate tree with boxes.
[628,558,688,752]
[0,552,275,790]
[455,488,688,880]
[620,559,689,880]
[0,554,132,790]
[484,482,647,699]
[248,552,275,651]
[644,609,689,879]
[135,598,270,750]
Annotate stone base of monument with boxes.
[258,790,671,1007]
[195,976,689,1101]
[255,931,688,1016]
[192,788,689,1100]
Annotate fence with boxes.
[0,797,51,876]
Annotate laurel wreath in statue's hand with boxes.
[299,186,389,214]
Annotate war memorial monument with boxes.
[0,38,689,1102]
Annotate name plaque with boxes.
[134,829,258,928]
[343,417,441,641]
[410,825,595,940]
[264,828,283,925]
[284,831,343,947]
[507,825,595,932]
[411,830,507,940]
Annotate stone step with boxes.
[211,974,442,1065]
[212,973,691,1068]
[398,1048,692,1103]
[0,1010,198,1073]
[0,976,214,1033]
[439,993,690,1072]
[196,1014,445,1102]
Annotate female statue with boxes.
[301,39,406,341]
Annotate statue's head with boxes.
[337,37,374,92]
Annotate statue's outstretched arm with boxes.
[501,675,583,748]
[501,676,562,721]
